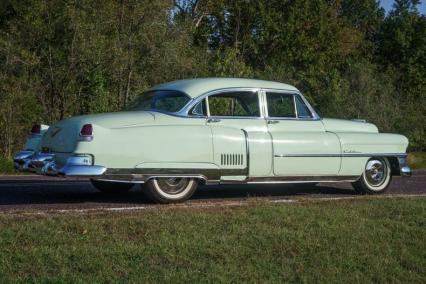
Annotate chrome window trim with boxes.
[130,89,193,115]
[293,95,298,118]
[206,96,211,117]
[199,88,264,119]
[181,87,264,117]
[150,87,320,121]
[261,89,321,121]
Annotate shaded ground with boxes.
[0,171,424,212]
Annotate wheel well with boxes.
[145,176,207,184]
[385,156,400,176]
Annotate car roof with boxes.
[150,78,299,98]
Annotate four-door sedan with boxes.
[14,78,411,203]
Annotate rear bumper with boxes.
[13,151,106,177]
[397,157,412,177]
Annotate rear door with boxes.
[264,90,341,176]
[189,89,272,177]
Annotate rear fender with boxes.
[24,124,49,151]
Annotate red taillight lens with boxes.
[31,124,41,134]
[80,124,93,136]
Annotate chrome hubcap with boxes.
[156,177,190,194]
[365,159,387,187]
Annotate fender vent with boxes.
[221,154,244,166]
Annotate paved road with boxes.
[0,172,425,212]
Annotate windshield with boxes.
[128,90,191,113]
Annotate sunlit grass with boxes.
[0,197,425,283]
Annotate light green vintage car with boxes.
[14,78,411,203]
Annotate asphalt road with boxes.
[0,172,425,212]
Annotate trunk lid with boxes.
[41,111,155,153]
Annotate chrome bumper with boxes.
[398,157,412,177]
[13,151,106,177]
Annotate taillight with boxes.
[78,124,93,141]
[29,124,42,138]
[30,124,41,134]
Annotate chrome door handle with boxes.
[207,118,221,123]
[267,120,279,124]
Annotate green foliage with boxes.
[0,198,425,282]
[0,0,425,158]
[407,152,426,169]
[0,157,14,174]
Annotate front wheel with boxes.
[91,179,134,194]
[144,177,198,204]
[352,157,392,194]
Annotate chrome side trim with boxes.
[96,173,360,184]
[105,168,241,180]
[275,154,340,158]
[104,167,250,184]
[274,153,408,158]
[245,175,360,184]
[241,129,250,176]
[96,174,209,184]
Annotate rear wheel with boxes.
[143,177,198,204]
[352,157,392,194]
[91,179,134,194]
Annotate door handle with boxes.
[267,120,279,124]
[207,118,221,123]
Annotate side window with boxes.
[266,92,296,118]
[208,91,260,117]
[295,96,312,118]
[266,92,313,118]
[190,99,207,116]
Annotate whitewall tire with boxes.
[144,177,198,204]
[352,157,392,194]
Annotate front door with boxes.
[264,91,341,176]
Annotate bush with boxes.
[408,152,426,170]
[0,157,15,175]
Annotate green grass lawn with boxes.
[0,197,425,283]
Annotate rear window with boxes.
[128,90,190,113]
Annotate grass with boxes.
[0,197,425,283]
[408,152,426,170]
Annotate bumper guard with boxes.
[13,151,106,177]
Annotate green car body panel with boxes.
[14,78,410,185]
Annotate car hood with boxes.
[61,111,156,128]
[321,118,379,133]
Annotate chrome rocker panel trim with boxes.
[246,175,360,184]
